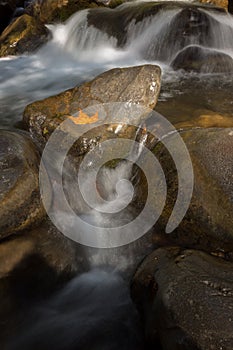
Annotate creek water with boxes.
[1,1,233,127]
[1,1,233,349]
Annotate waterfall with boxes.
[1,1,233,127]
[50,3,233,63]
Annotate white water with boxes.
[1,2,233,127]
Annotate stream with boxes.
[1,1,233,349]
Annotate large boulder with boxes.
[0,14,49,57]
[171,45,233,73]
[151,127,233,254]
[131,247,233,350]
[23,65,161,149]
[23,65,161,247]
[0,130,47,239]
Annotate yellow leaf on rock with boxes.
[68,110,99,125]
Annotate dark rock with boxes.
[12,6,26,18]
[0,219,87,347]
[229,0,233,13]
[0,14,50,57]
[0,130,47,239]
[151,127,233,254]
[131,246,233,350]
[171,45,233,73]
[0,0,17,34]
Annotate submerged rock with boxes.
[151,127,233,253]
[171,45,233,73]
[176,110,233,129]
[131,247,233,350]
[23,65,161,149]
[0,14,49,57]
[0,130,47,239]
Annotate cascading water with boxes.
[1,1,233,127]
[1,3,233,348]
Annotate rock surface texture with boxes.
[151,127,233,254]
[0,130,46,238]
[0,14,49,57]
[23,65,161,149]
[131,247,233,350]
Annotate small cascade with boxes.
[1,1,233,127]
[200,9,233,52]
[50,2,233,63]
[51,10,120,62]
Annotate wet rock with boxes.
[171,45,233,73]
[151,127,233,253]
[0,219,86,280]
[26,0,104,23]
[0,130,47,239]
[0,0,17,34]
[23,65,161,149]
[0,14,49,57]
[131,247,233,350]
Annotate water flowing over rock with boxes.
[171,45,233,73]
[0,14,49,57]
[131,246,233,350]
[23,64,161,149]
[0,130,47,239]
[76,2,230,62]
[151,127,233,253]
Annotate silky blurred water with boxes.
[1,2,233,128]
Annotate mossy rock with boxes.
[26,0,104,24]
[0,14,49,57]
